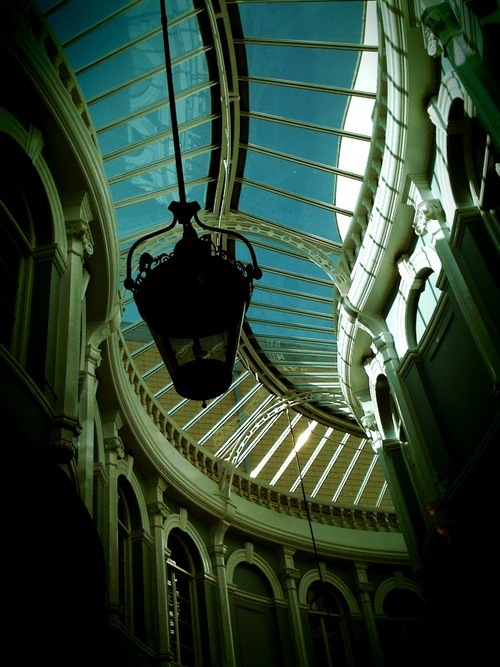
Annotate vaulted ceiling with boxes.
[36,0,393,510]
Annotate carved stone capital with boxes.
[65,219,94,255]
[63,192,94,255]
[361,411,378,433]
[104,435,125,459]
[413,199,444,236]
[423,24,443,57]
[147,501,169,522]
[356,581,374,594]
[49,415,81,463]
[279,567,300,582]
[421,3,458,42]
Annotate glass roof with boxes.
[35,0,391,509]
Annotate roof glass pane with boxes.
[245,44,361,89]
[252,285,332,314]
[238,183,341,243]
[40,0,194,46]
[79,43,208,104]
[103,118,213,178]
[248,82,350,128]
[238,1,365,43]
[109,150,211,205]
[39,1,141,42]
[92,84,212,135]
[248,238,334,276]
[248,319,335,342]
[247,118,342,164]
[244,148,336,207]
[67,6,200,69]
[115,182,208,237]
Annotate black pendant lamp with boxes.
[124,0,261,406]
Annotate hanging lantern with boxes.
[125,202,261,405]
[124,0,262,406]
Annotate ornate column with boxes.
[413,199,500,386]
[420,0,500,152]
[77,342,101,512]
[361,407,424,570]
[147,478,172,666]
[278,547,308,667]
[361,331,445,570]
[102,411,126,626]
[353,563,384,667]
[366,331,446,501]
[209,520,236,667]
[79,303,120,512]
[50,192,94,462]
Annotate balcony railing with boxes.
[118,334,400,533]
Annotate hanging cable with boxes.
[287,408,338,620]
[286,407,325,587]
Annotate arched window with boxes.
[166,530,199,667]
[117,483,132,628]
[117,478,147,640]
[307,581,352,667]
[0,130,53,393]
[380,587,425,667]
[0,134,35,356]
[229,558,284,666]
[447,97,473,208]
[406,268,440,348]
[374,374,405,442]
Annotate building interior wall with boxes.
[1,1,499,666]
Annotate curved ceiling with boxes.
[36,0,392,510]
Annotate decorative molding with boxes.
[244,542,254,564]
[114,333,400,530]
[147,501,169,522]
[49,414,81,462]
[25,124,44,163]
[104,435,125,460]
[179,507,188,532]
[412,199,445,237]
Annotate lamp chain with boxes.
[160,0,186,204]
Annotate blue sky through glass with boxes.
[35,0,377,424]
